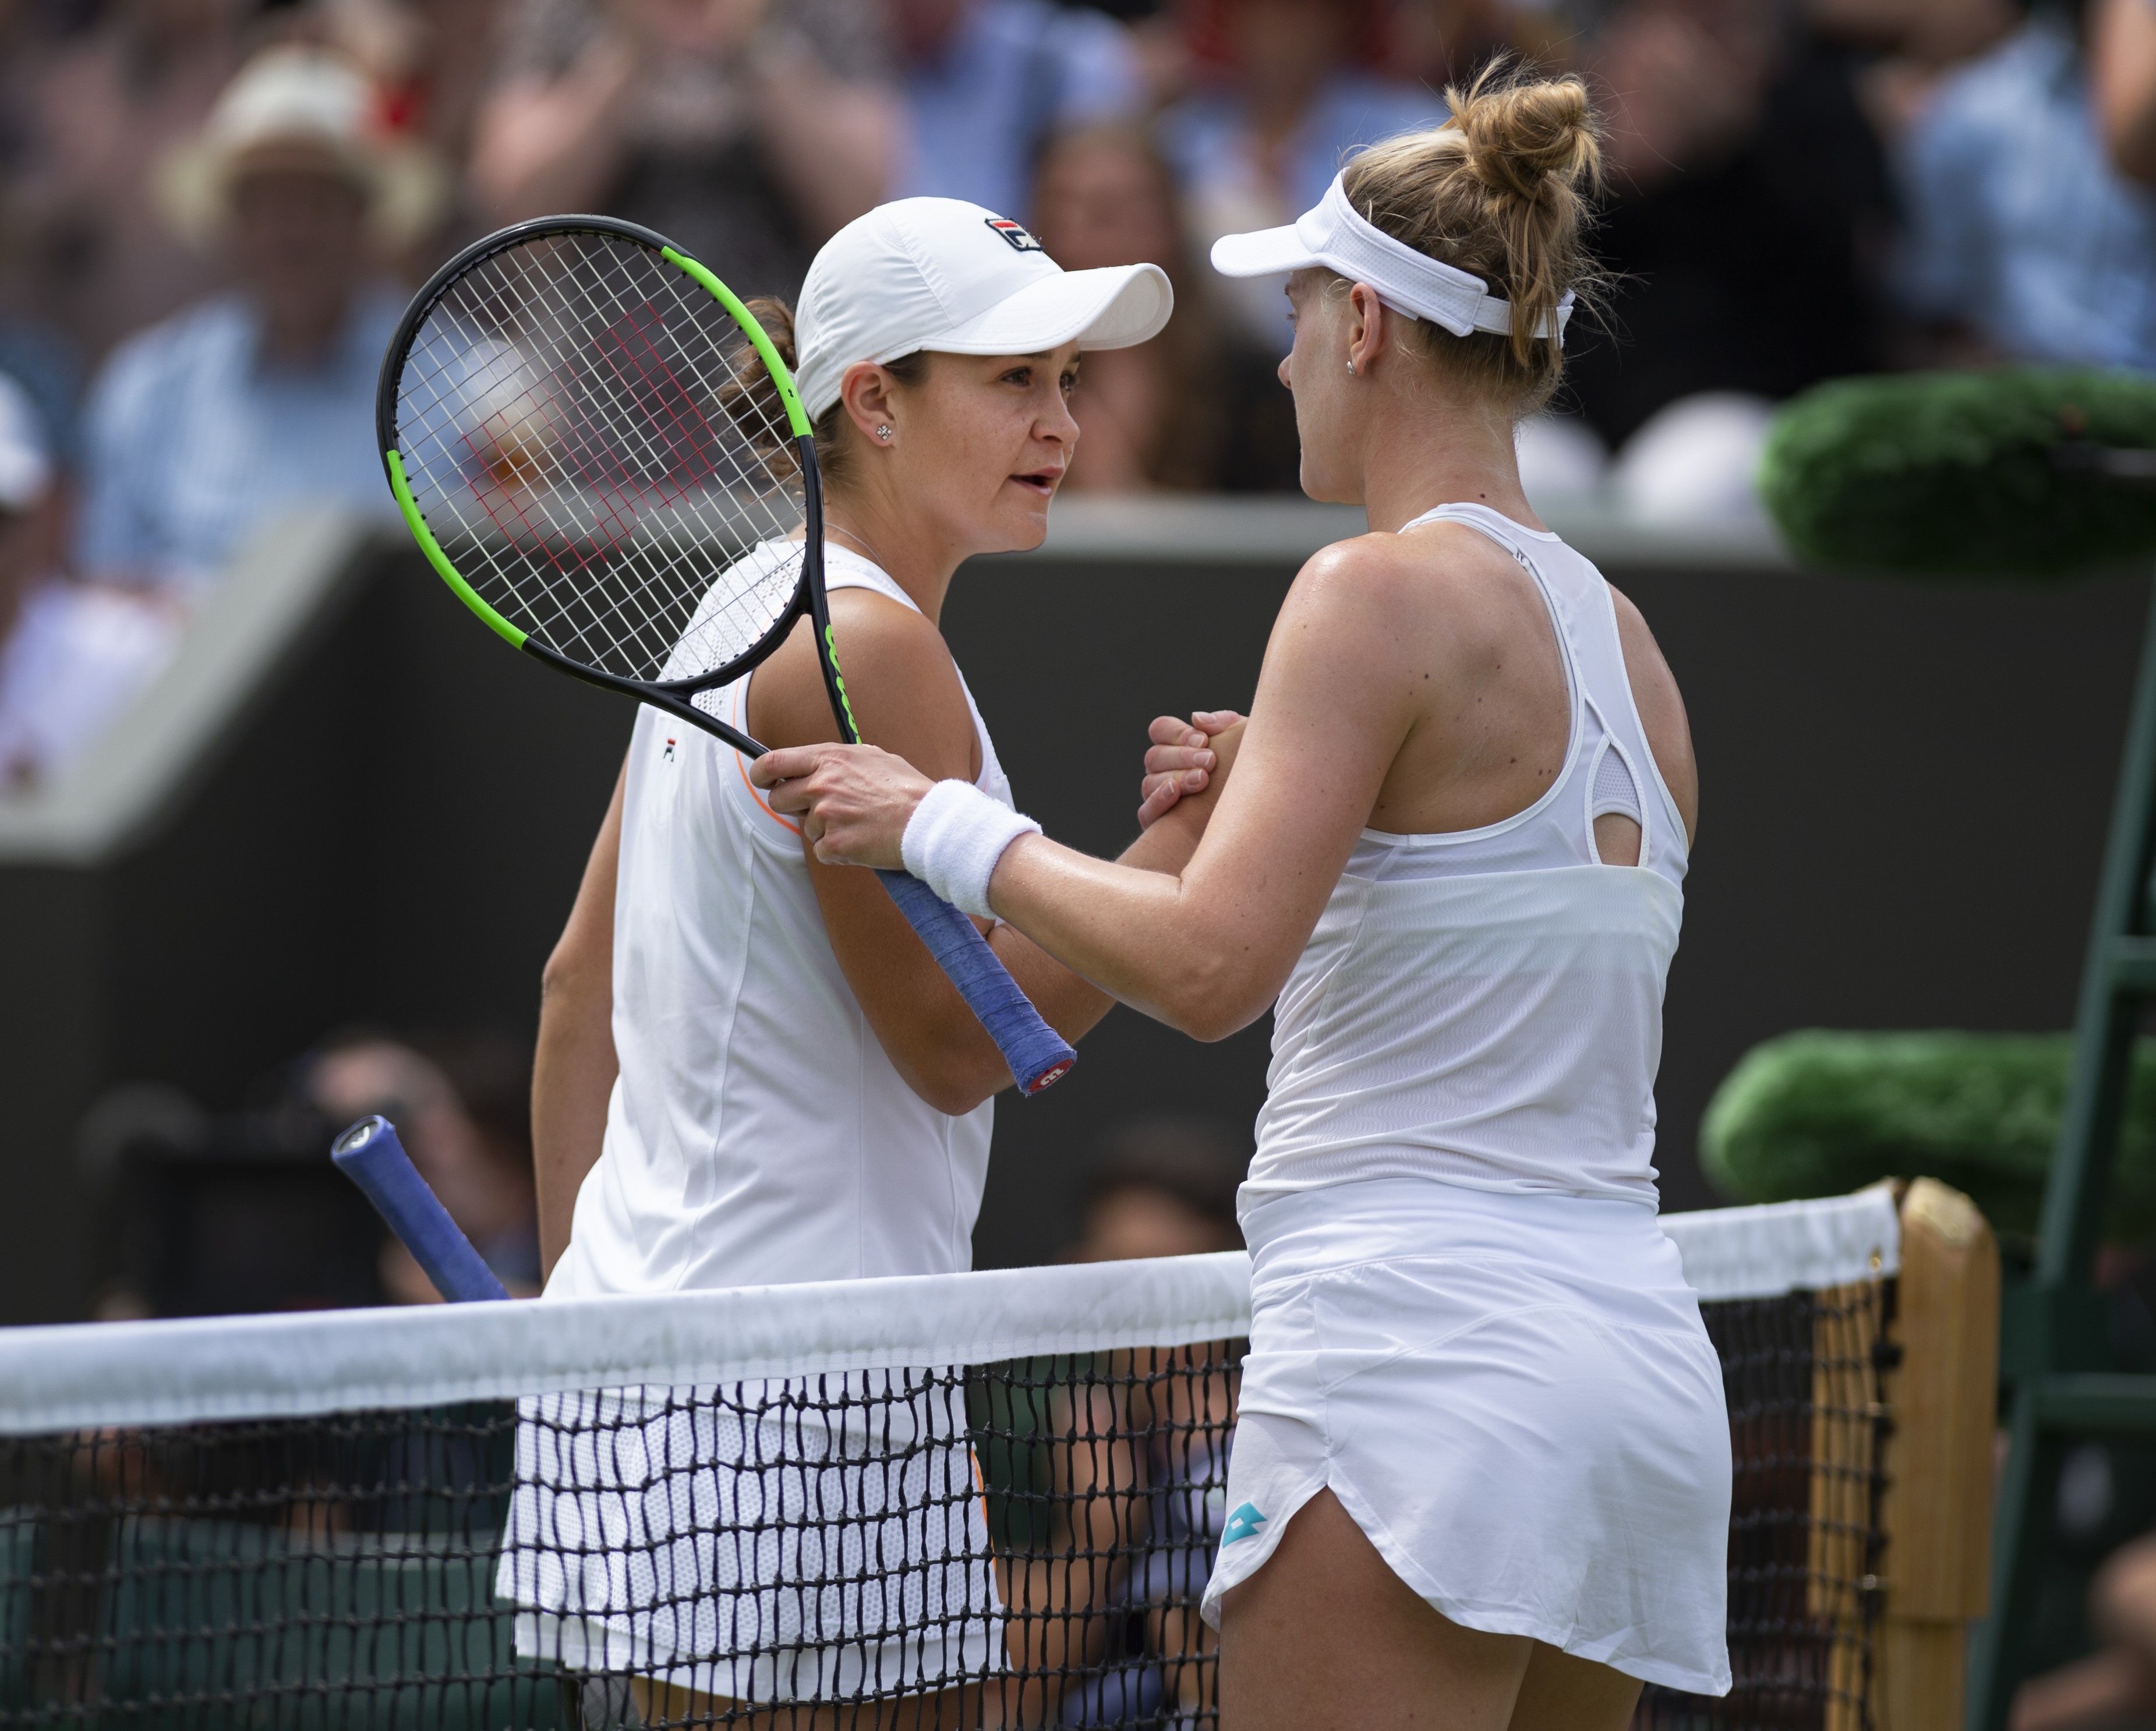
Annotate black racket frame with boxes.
[374,213,852,761]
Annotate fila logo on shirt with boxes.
[1221,1502,1269,1545]
[985,217,1043,253]
[663,737,676,761]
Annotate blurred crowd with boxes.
[0,0,2149,786]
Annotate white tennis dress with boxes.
[501,545,1008,1700]
[1200,503,1733,1697]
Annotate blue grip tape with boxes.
[876,869,1076,1094]
[331,1115,511,1303]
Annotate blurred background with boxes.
[2,0,2146,1297]
[0,0,2152,1711]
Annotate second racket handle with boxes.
[876,869,1076,1095]
[331,1115,511,1303]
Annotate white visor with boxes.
[1211,172,1572,344]
[794,197,1174,422]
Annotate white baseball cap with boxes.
[793,197,1174,423]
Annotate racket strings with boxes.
[391,230,810,686]
[457,240,801,670]
[458,240,798,676]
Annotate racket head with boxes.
[377,216,822,702]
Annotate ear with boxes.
[836,361,901,447]
[1345,282,1388,376]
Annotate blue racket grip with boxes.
[331,1115,511,1303]
[875,868,1076,1094]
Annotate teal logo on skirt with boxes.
[1221,1502,1268,1545]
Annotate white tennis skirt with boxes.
[1201,1178,1733,1697]
[497,1373,1002,1702]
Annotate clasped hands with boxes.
[749,709,1243,868]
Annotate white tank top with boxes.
[1246,503,1687,1210]
[548,545,1010,1298]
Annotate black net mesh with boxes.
[1636,1281,1896,1731]
[0,1288,1892,1729]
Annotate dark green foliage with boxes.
[1701,1030,2156,1241]
[1758,369,2156,578]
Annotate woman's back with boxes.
[1250,504,1690,1207]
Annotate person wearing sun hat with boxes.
[76,45,446,596]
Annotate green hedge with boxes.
[1758,369,2156,578]
[1701,1029,2156,1241]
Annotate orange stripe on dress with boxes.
[728,681,802,835]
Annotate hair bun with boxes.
[1451,73,1600,205]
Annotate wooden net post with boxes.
[1878,1178,2001,1730]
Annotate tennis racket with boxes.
[332,1115,510,1303]
[376,216,1075,1095]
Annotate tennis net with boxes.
[0,1192,1900,1729]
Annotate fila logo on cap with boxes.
[984,217,1043,253]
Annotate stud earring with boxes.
[1345,362,1355,376]
[876,425,892,440]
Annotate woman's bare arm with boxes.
[755,539,1434,1041]
[751,590,1221,1116]
[532,758,624,1278]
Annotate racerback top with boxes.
[1246,503,1688,1210]
[548,545,1010,1298]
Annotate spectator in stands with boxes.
[1030,123,1299,492]
[469,0,896,302]
[2095,0,2156,184]
[1897,0,2156,371]
[1160,0,1445,350]
[75,46,441,596]
[1066,1113,1247,1264]
[0,0,248,367]
[1051,1115,1245,1726]
[0,372,178,790]
[1563,0,1900,450]
[890,0,1143,218]
[306,1030,543,1299]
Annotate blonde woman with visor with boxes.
[755,70,1733,1731]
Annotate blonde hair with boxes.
[1338,64,1603,412]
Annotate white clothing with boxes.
[511,545,1010,1695]
[1200,1181,1733,1695]
[1247,501,1688,1208]
[1204,504,1730,1695]
[504,1376,999,1700]
[548,544,1010,1299]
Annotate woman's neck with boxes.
[821,484,961,624]
[1352,394,1544,537]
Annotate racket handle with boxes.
[331,1115,511,1303]
[875,869,1077,1095]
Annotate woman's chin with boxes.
[988,494,1055,552]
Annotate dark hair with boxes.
[1083,1115,1249,1230]
[733,298,930,489]
[1338,62,1605,410]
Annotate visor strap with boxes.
[1310,175,1571,344]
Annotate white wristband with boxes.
[900,780,1041,917]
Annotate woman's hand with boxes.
[1137,710,1245,829]
[750,743,932,868]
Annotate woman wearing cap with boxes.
[518,195,1172,1715]
[755,70,1732,1728]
